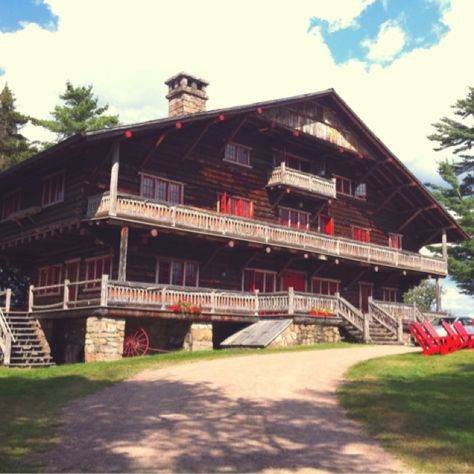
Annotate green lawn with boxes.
[0,342,352,472]
[339,350,474,473]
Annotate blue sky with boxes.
[0,0,57,33]
[311,0,450,66]
[0,0,473,315]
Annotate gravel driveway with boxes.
[47,345,416,473]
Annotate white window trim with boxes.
[155,257,200,287]
[280,270,307,292]
[279,206,311,230]
[42,171,65,208]
[334,174,353,197]
[84,255,113,291]
[38,264,63,296]
[1,189,21,221]
[382,286,398,302]
[353,182,368,201]
[241,268,277,293]
[139,172,185,204]
[223,142,253,168]
[311,277,340,295]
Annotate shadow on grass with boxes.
[40,375,401,474]
[339,354,474,473]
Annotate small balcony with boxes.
[267,163,337,199]
[86,193,448,276]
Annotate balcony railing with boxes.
[267,163,336,199]
[372,300,445,323]
[86,193,448,276]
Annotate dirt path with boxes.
[47,345,416,473]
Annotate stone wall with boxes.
[85,316,125,362]
[268,322,341,349]
[183,323,213,351]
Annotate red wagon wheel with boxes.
[123,328,150,357]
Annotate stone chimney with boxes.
[165,72,209,117]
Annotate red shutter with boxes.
[325,218,334,235]
[220,193,227,213]
[237,199,242,216]
[249,201,254,218]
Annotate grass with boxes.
[0,342,353,472]
[338,350,474,473]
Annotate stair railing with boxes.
[368,297,402,343]
[0,289,15,366]
[335,293,368,341]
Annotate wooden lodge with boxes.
[0,73,468,366]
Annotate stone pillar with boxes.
[183,323,213,351]
[84,316,125,362]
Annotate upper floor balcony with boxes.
[267,163,337,199]
[86,192,448,276]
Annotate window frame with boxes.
[353,182,367,200]
[155,258,200,288]
[242,268,277,293]
[223,142,252,168]
[37,264,63,295]
[352,225,371,243]
[1,189,21,220]
[278,206,310,231]
[273,149,311,173]
[382,287,398,303]
[139,172,185,205]
[334,175,353,196]
[217,193,254,219]
[42,171,65,208]
[318,214,334,235]
[84,255,113,291]
[311,277,340,296]
[388,232,403,250]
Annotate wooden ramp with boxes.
[221,319,292,348]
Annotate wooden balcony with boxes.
[86,193,448,276]
[267,163,337,199]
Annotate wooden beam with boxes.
[220,115,248,151]
[202,246,224,271]
[140,132,167,168]
[435,277,442,312]
[441,228,448,262]
[118,226,129,282]
[355,161,385,186]
[399,205,437,231]
[270,189,288,210]
[239,251,258,272]
[182,122,212,160]
[375,188,400,214]
[277,257,296,277]
[109,141,120,216]
[347,270,366,288]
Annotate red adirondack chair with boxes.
[441,321,471,350]
[408,322,451,356]
[423,320,461,351]
[453,321,474,349]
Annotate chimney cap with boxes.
[165,72,209,88]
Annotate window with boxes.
[38,264,62,295]
[140,174,183,204]
[318,215,334,235]
[242,269,276,293]
[352,226,370,243]
[224,143,251,166]
[279,207,310,230]
[312,278,339,296]
[388,233,402,250]
[218,193,253,218]
[2,190,21,219]
[273,150,311,173]
[42,172,65,207]
[335,176,352,196]
[383,287,398,302]
[156,259,199,287]
[354,183,367,200]
[86,256,113,289]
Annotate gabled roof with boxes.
[0,88,469,241]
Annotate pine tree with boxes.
[428,87,474,296]
[35,81,119,142]
[0,84,36,170]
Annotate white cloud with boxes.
[443,280,474,316]
[362,20,407,63]
[0,0,473,310]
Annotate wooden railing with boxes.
[372,300,445,324]
[0,289,14,366]
[369,298,402,342]
[86,193,447,276]
[335,292,365,338]
[267,163,336,198]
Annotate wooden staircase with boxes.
[1,312,54,368]
[335,294,402,345]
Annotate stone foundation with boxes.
[85,316,125,362]
[268,322,341,349]
[183,323,213,351]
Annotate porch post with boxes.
[435,277,442,312]
[441,229,448,262]
[288,287,294,315]
[109,141,120,216]
[5,288,11,313]
[118,226,129,282]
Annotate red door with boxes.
[66,260,80,301]
[359,283,373,313]
[281,272,306,292]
